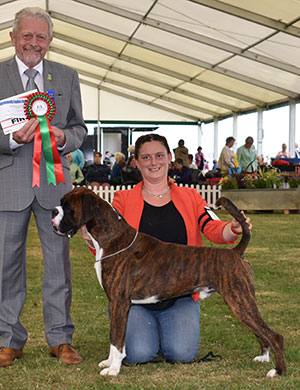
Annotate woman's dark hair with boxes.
[134,134,171,159]
[226,136,235,145]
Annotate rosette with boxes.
[24,92,65,187]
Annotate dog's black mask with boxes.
[54,199,79,238]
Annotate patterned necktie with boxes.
[25,68,39,91]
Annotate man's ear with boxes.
[10,31,15,46]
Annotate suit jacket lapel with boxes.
[6,57,24,95]
[43,60,54,93]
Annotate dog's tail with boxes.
[215,197,251,257]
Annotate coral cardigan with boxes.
[112,181,234,247]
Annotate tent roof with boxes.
[1,0,300,123]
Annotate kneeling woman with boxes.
[111,134,251,364]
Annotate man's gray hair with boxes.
[13,7,53,38]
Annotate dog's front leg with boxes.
[99,344,126,376]
[99,300,130,376]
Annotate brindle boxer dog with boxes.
[52,187,286,377]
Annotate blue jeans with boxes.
[124,296,200,364]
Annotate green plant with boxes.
[221,166,284,189]
[288,178,300,188]
[255,167,283,188]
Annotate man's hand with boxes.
[12,118,39,144]
[51,126,66,147]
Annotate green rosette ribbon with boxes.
[24,92,65,187]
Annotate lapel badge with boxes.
[47,73,52,81]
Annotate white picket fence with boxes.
[85,184,221,207]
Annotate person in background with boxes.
[294,143,300,159]
[276,143,291,159]
[103,151,112,167]
[0,7,87,367]
[105,133,252,366]
[71,148,85,170]
[67,153,85,185]
[171,158,191,185]
[86,152,110,187]
[217,137,236,175]
[110,152,126,186]
[188,154,198,169]
[195,146,206,170]
[237,136,258,173]
[128,145,135,156]
[173,139,189,167]
[122,155,142,185]
[212,159,218,170]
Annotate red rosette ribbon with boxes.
[24,92,65,187]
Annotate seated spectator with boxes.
[122,155,142,185]
[276,143,291,159]
[170,158,191,185]
[86,152,110,187]
[67,153,85,185]
[188,154,198,169]
[212,159,218,170]
[71,148,85,170]
[110,152,126,186]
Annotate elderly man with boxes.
[0,7,87,366]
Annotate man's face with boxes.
[94,154,102,165]
[10,17,52,68]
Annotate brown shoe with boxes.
[0,347,23,367]
[49,344,83,364]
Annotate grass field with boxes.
[0,210,299,389]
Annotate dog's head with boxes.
[52,187,111,238]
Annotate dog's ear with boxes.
[81,193,99,225]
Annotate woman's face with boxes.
[136,141,171,184]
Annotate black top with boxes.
[86,163,110,184]
[138,201,187,310]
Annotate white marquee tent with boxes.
[1,0,300,155]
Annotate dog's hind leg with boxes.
[221,290,286,377]
[99,301,130,376]
[253,338,271,363]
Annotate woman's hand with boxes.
[223,211,252,241]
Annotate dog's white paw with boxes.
[253,349,270,363]
[266,369,277,378]
[100,366,120,376]
[253,354,271,363]
[99,359,110,368]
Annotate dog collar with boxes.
[97,230,139,261]
[66,227,78,238]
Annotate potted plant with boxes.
[220,167,300,211]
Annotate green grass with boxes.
[1,211,299,389]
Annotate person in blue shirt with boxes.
[110,152,125,185]
[170,158,191,185]
[71,149,85,170]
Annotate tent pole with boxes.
[289,99,296,157]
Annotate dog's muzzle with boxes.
[51,206,78,238]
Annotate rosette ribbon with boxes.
[24,92,65,187]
